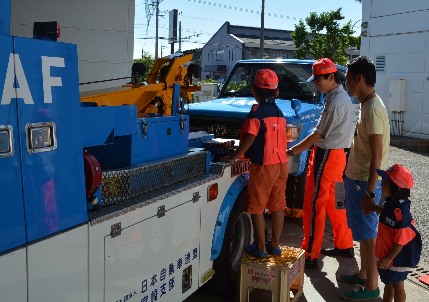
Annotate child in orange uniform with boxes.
[225,69,288,258]
[373,164,421,302]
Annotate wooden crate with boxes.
[239,246,305,302]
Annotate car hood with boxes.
[185,97,320,119]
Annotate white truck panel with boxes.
[87,172,232,302]
[104,191,201,302]
[87,194,179,302]
[0,248,27,301]
[27,225,89,302]
[87,201,172,302]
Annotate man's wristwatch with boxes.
[287,148,294,156]
[365,190,375,198]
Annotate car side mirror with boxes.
[291,99,301,118]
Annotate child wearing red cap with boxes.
[364,164,421,302]
[225,69,288,258]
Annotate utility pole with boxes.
[170,37,174,55]
[178,21,182,52]
[259,0,265,58]
[155,0,160,60]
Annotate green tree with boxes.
[291,8,357,65]
[133,51,155,79]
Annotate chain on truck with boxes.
[0,11,253,302]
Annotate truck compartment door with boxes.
[0,34,26,253]
[13,37,88,242]
[103,190,202,302]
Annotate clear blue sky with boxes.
[134,0,362,59]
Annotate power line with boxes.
[136,1,301,45]
[136,0,304,57]
[186,0,299,21]
[135,23,207,36]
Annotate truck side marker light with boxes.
[0,125,13,158]
[208,183,218,202]
[25,122,57,153]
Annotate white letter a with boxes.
[1,53,34,105]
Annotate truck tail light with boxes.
[286,123,302,143]
[208,183,218,202]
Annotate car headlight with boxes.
[286,123,302,143]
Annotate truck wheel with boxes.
[209,189,252,295]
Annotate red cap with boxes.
[253,69,278,89]
[307,58,338,82]
[376,164,414,189]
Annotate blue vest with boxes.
[380,198,422,268]
[244,99,285,165]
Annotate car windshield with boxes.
[219,62,319,102]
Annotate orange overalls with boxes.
[301,146,354,260]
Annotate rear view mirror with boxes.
[291,99,301,111]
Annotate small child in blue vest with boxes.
[373,164,421,302]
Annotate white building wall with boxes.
[10,0,135,92]
[361,0,429,139]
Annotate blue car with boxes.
[186,59,350,216]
